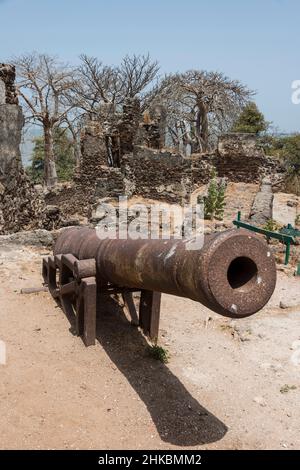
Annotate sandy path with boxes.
[0,243,300,450]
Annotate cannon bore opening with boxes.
[227,257,258,291]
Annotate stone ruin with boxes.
[49,102,284,221]
[0,64,64,234]
[45,93,284,225]
[0,63,286,235]
[0,64,44,234]
[0,63,18,105]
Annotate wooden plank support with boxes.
[21,286,48,294]
[61,254,79,274]
[81,277,97,347]
[44,252,162,347]
[139,290,162,341]
[42,257,49,285]
[47,256,60,299]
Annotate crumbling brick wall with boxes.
[77,120,108,179]
[0,163,45,233]
[118,97,141,157]
[0,64,18,105]
[48,120,115,221]
[214,133,282,183]
[0,64,45,234]
[190,154,215,188]
[94,166,125,199]
[0,101,24,176]
[122,147,193,203]
[138,105,167,149]
[44,123,287,223]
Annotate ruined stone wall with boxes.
[0,103,24,177]
[117,97,141,157]
[190,154,215,188]
[218,133,264,159]
[0,163,45,233]
[1,64,287,233]
[138,105,167,150]
[76,121,108,181]
[0,64,18,105]
[215,154,266,183]
[45,123,286,224]
[213,133,285,184]
[44,184,80,220]
[122,147,193,203]
[0,64,45,234]
[94,166,125,199]
[215,133,269,183]
[44,167,126,221]
[48,120,114,221]
[118,135,285,205]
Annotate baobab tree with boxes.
[61,109,84,169]
[13,53,76,187]
[70,54,121,118]
[72,53,159,118]
[118,53,160,102]
[151,71,253,153]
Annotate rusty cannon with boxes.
[42,227,276,346]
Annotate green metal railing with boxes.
[233,211,297,265]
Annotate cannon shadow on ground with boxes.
[87,296,228,447]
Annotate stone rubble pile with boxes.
[0,161,45,234]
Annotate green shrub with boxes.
[263,219,280,232]
[203,168,226,220]
[148,345,169,364]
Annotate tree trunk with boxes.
[74,137,81,169]
[44,125,57,188]
[68,124,81,170]
[196,100,209,152]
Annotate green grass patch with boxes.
[148,344,169,364]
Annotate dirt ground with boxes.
[0,242,300,450]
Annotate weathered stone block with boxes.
[218,133,264,158]
[0,104,24,179]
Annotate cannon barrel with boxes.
[54,227,276,319]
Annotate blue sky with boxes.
[0,0,300,132]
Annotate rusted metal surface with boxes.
[44,227,277,346]
[54,227,276,317]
